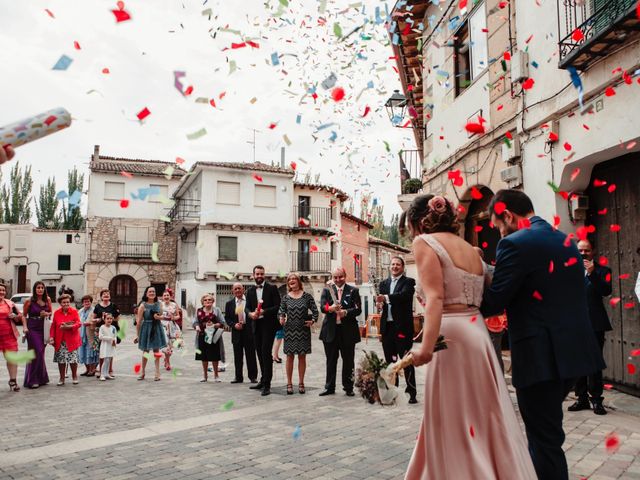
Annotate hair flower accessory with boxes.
[428,195,449,214]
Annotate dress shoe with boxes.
[345,390,355,397]
[230,379,243,384]
[319,389,335,396]
[593,402,607,415]
[249,382,264,390]
[261,387,271,396]
[568,399,591,412]
[408,396,418,404]
[250,379,258,384]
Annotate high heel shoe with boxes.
[286,384,293,395]
[8,380,20,392]
[298,383,305,394]
[273,357,283,364]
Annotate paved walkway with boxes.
[1,321,639,479]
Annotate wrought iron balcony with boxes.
[558,0,639,70]
[168,198,201,223]
[293,206,333,229]
[117,241,153,259]
[399,149,423,193]
[289,251,331,273]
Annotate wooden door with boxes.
[109,275,138,314]
[17,265,27,293]
[587,153,640,393]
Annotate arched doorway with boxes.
[109,275,137,314]
[464,186,501,264]
[586,153,640,394]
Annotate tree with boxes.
[35,176,61,229]
[61,167,84,229]
[387,214,400,245]
[1,162,33,224]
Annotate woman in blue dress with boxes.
[134,286,165,381]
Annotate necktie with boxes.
[337,287,343,303]
[237,300,245,323]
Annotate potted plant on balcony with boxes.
[402,178,423,194]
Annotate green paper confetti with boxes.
[187,128,207,140]
[163,166,175,180]
[195,348,202,355]
[547,181,560,193]
[229,60,237,74]
[503,137,512,149]
[151,242,159,262]
[383,141,390,152]
[116,319,128,340]
[159,215,171,223]
[220,400,235,411]
[5,349,36,365]
[219,271,234,280]
[172,368,181,378]
[279,0,289,5]
[143,352,154,360]
[333,23,343,38]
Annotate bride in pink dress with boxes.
[400,194,536,480]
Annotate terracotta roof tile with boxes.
[340,211,374,229]
[91,155,187,177]
[193,161,295,176]
[368,236,411,253]
[294,182,349,201]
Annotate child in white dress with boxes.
[98,314,117,381]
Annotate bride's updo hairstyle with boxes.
[399,194,460,237]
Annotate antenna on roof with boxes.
[246,129,260,163]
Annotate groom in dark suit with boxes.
[225,283,258,384]
[375,256,417,403]
[245,265,281,396]
[319,267,362,397]
[481,189,605,480]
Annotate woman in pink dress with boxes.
[0,283,28,392]
[400,195,536,480]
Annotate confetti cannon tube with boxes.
[0,107,72,149]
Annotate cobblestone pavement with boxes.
[1,321,639,480]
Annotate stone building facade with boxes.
[85,146,185,313]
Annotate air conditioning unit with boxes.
[571,195,589,220]
[511,51,529,83]
[500,165,523,188]
[501,135,521,163]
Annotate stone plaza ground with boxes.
[1,319,640,480]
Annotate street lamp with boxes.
[74,233,81,244]
[385,90,408,126]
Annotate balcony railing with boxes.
[290,251,331,273]
[558,0,638,70]
[168,198,201,223]
[293,206,333,229]
[399,149,423,193]
[117,241,153,259]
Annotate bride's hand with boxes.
[410,349,433,367]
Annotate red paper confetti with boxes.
[517,218,531,230]
[397,333,406,339]
[598,256,609,266]
[290,161,297,170]
[136,107,151,121]
[605,432,620,453]
[470,187,483,200]
[268,123,277,129]
[112,9,131,22]
[620,273,631,280]
[598,208,608,215]
[624,302,635,309]
[102,67,110,74]
[45,8,55,18]
[469,425,475,437]
[553,216,561,228]
[607,184,617,193]
[605,273,611,282]
[448,170,464,187]
[120,171,133,179]
[564,142,572,152]
[331,87,345,102]
[593,179,607,187]
[470,316,477,323]
[522,78,535,90]
[465,122,485,135]
[571,29,584,42]
[459,0,468,10]
[252,174,263,182]
[246,40,260,49]
[604,384,613,390]
[133,363,141,374]
[627,363,636,375]
[474,225,483,233]
[610,224,621,232]
[310,245,318,252]
[184,86,194,96]
[548,132,559,142]
[231,42,246,49]
[532,291,543,301]
[610,297,621,307]
[119,199,129,209]
[362,106,371,117]
[491,202,506,215]
[564,257,578,267]
[503,51,511,61]
[175,157,185,165]
[153,351,163,358]
[630,349,640,357]
[570,168,580,181]
[548,261,554,273]
[604,86,616,97]
[74,41,81,50]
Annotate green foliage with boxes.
[1,162,33,224]
[35,176,61,229]
[402,178,423,194]
[62,167,84,229]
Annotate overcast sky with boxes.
[0,0,414,221]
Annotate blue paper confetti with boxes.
[68,190,82,207]
[296,114,302,124]
[271,52,280,66]
[55,190,68,200]
[292,425,302,441]
[568,66,584,110]
[52,54,73,71]
[328,131,338,142]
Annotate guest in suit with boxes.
[319,267,362,397]
[481,189,605,480]
[568,239,612,415]
[225,283,258,384]
[375,256,417,403]
[245,265,281,396]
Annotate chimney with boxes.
[280,147,285,168]
[92,145,100,164]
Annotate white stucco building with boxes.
[0,224,85,299]
[170,161,347,315]
[390,0,640,391]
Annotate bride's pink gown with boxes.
[405,235,536,480]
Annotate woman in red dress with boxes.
[0,283,28,392]
[49,294,81,386]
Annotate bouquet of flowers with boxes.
[355,335,448,406]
